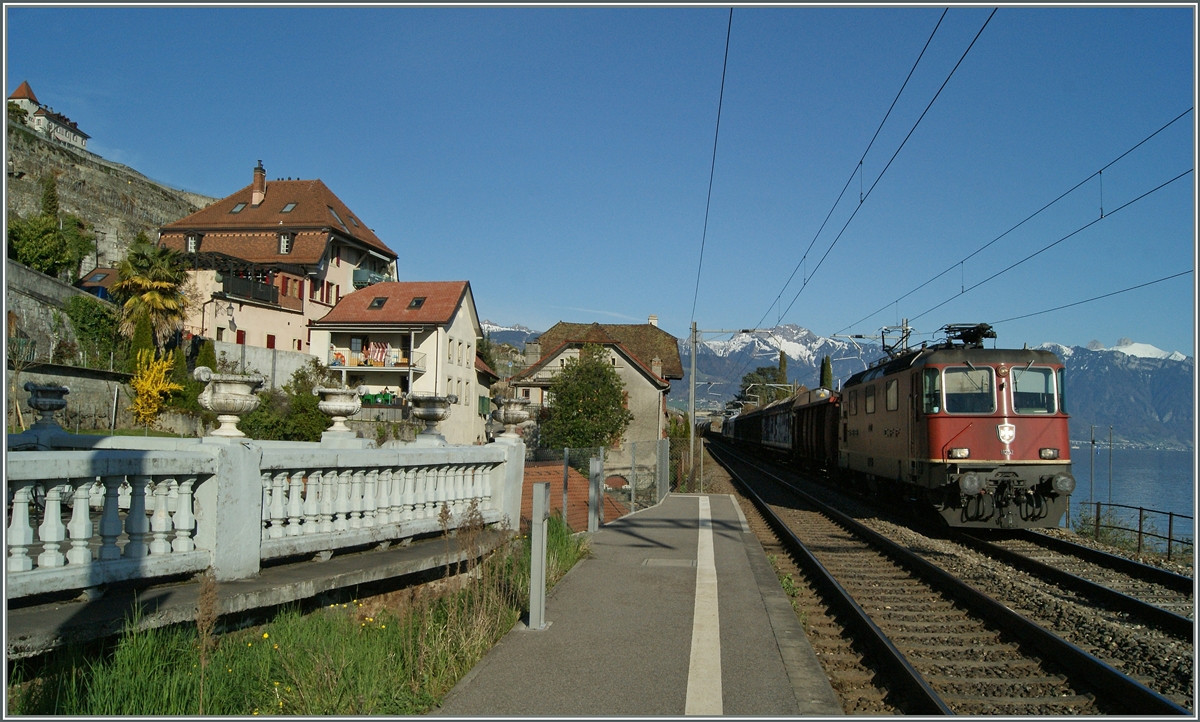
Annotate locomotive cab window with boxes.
[1012,366,1056,414]
[1057,368,1066,413]
[944,366,995,414]
[864,385,876,414]
[922,368,941,413]
[885,379,899,411]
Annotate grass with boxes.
[7,426,182,438]
[8,507,590,716]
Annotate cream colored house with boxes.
[158,161,397,353]
[308,281,491,445]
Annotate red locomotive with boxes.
[723,324,1076,529]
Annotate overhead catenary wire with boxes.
[909,167,1194,323]
[837,107,1194,335]
[689,8,734,327]
[777,7,998,322]
[754,8,949,334]
[989,270,1193,326]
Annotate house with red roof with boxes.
[308,281,491,445]
[157,161,398,355]
[509,316,682,474]
[7,81,91,151]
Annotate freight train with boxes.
[721,324,1076,529]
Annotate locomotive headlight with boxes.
[958,473,983,495]
[1051,472,1076,495]
[1039,448,1060,460]
[948,447,970,459]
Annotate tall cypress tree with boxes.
[820,355,833,390]
[40,176,60,219]
[128,313,155,372]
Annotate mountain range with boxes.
[483,320,1193,451]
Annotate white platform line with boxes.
[684,496,722,715]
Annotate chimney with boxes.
[651,356,663,378]
[524,341,541,366]
[648,314,658,327]
[252,160,265,206]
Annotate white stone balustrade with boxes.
[5,435,526,601]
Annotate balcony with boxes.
[329,349,426,373]
[222,275,278,305]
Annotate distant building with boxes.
[74,266,120,302]
[510,316,683,470]
[7,80,91,151]
[308,280,489,445]
[158,161,398,354]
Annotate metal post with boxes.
[1094,501,1100,540]
[1167,513,1174,561]
[689,321,696,488]
[1089,426,1095,503]
[630,442,637,514]
[1107,426,1113,504]
[699,438,704,494]
[528,482,550,631]
[1137,507,1144,555]
[562,447,570,524]
[657,438,668,503]
[588,456,601,533]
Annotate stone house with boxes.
[307,281,490,446]
[509,317,683,474]
[157,161,397,355]
[7,81,90,151]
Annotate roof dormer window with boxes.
[187,233,201,253]
[408,297,425,309]
[229,203,246,214]
[279,232,293,255]
[368,297,387,310]
[328,206,347,230]
[281,202,297,213]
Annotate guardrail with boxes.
[1083,501,1194,561]
[6,432,525,601]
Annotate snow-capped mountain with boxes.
[480,320,540,349]
[1106,338,1189,362]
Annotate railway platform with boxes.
[434,492,843,716]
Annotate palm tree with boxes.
[111,240,190,347]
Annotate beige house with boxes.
[8,81,91,151]
[308,281,491,445]
[510,318,683,471]
[158,161,397,354]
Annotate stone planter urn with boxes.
[491,396,530,439]
[194,366,264,437]
[25,382,69,430]
[409,393,457,446]
[313,385,366,433]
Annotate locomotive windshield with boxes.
[943,366,995,414]
[1011,366,1057,414]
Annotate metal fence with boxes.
[1076,501,1194,561]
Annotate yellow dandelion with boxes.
[273,644,279,650]
[262,632,269,639]
[381,625,386,629]
[248,642,253,647]
[274,681,280,687]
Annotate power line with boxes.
[989,270,1193,325]
[689,8,734,326]
[910,167,1194,323]
[777,7,998,321]
[760,8,949,329]
[837,107,1194,335]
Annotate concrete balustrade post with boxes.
[66,480,94,565]
[192,440,263,581]
[36,482,68,568]
[149,478,173,555]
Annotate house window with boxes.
[522,388,530,399]
[350,337,364,353]
[230,203,246,214]
[328,206,347,229]
[267,335,276,350]
[349,215,359,227]
[293,339,303,351]
[368,297,387,310]
[279,232,293,254]
[409,297,425,309]
[216,327,225,341]
[448,338,454,362]
[187,234,200,253]
[281,202,297,213]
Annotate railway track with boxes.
[706,440,1190,716]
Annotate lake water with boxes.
[1066,448,1195,541]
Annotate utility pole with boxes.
[689,322,697,479]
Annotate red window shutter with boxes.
[298,279,305,298]
[267,335,276,349]
[236,330,246,345]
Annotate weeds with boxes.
[7,514,589,716]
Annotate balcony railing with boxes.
[5,428,525,601]
[222,275,279,305]
[330,350,426,371]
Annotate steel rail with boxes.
[709,439,1191,716]
[706,442,952,715]
[954,531,1193,638]
[1019,528,1195,593]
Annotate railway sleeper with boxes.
[941,693,1097,710]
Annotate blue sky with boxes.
[6,6,1195,359]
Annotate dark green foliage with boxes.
[237,389,290,441]
[40,175,60,218]
[195,339,218,372]
[128,313,155,370]
[64,295,124,368]
[166,344,210,421]
[820,355,833,390]
[539,344,633,449]
[238,360,341,442]
[7,100,28,124]
[738,363,789,404]
[6,212,93,280]
[477,334,498,372]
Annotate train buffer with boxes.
[434,493,843,716]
